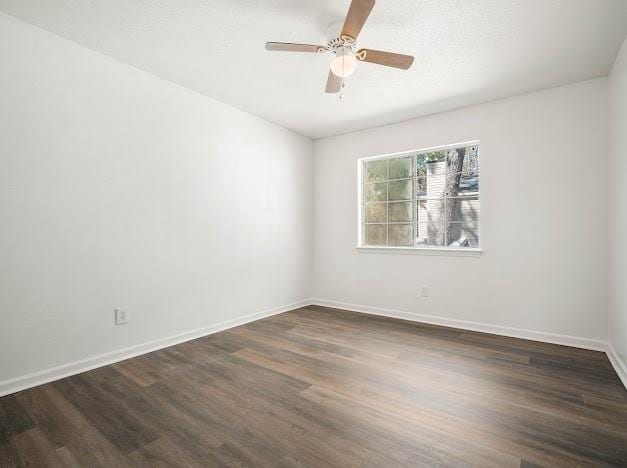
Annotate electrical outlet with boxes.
[115,307,129,325]
[421,285,429,298]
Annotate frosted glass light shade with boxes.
[330,49,357,78]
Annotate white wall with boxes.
[608,37,627,370]
[313,79,608,344]
[0,8,621,394]
[0,12,312,388]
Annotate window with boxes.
[359,142,480,250]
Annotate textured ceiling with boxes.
[1,0,626,138]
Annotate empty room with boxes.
[1,0,627,466]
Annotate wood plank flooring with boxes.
[1,305,627,467]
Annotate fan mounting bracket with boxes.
[326,36,357,60]
[323,21,357,56]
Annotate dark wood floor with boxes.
[1,306,626,467]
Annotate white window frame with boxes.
[357,140,482,257]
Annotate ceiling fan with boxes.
[265,0,414,93]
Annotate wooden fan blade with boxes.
[325,70,342,93]
[357,49,414,69]
[265,42,323,53]
[341,0,375,40]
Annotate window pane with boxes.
[462,145,480,176]
[388,224,413,246]
[446,196,479,222]
[447,145,479,184]
[388,179,412,201]
[416,154,427,177]
[417,177,427,197]
[428,159,446,177]
[365,160,387,183]
[389,202,412,222]
[447,172,479,195]
[424,151,445,163]
[427,166,446,198]
[426,157,446,200]
[388,156,412,179]
[365,203,387,223]
[428,199,446,247]
[417,198,446,247]
[365,182,387,202]
[446,147,465,172]
[447,221,479,248]
[364,224,386,245]
[416,199,429,243]
[461,174,479,194]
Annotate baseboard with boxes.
[4,298,624,397]
[605,341,627,390]
[0,298,314,398]
[309,298,607,351]
[309,298,627,390]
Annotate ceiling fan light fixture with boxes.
[330,47,357,78]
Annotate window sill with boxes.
[356,246,482,257]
